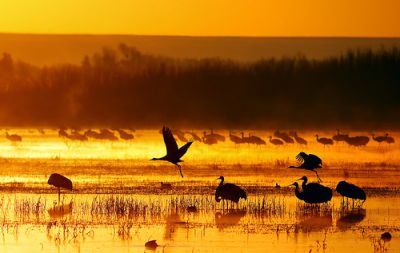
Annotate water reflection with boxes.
[336,209,366,231]
[215,210,246,230]
[164,212,184,241]
[296,212,333,232]
[47,202,73,218]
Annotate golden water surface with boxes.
[0,129,399,252]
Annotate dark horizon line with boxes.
[0,32,400,40]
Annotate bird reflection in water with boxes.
[164,212,185,241]
[215,210,247,230]
[336,209,366,231]
[48,201,73,218]
[296,212,333,232]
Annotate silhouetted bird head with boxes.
[217,176,224,181]
[297,176,308,181]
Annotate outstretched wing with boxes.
[177,141,193,159]
[162,127,178,155]
[295,152,307,163]
[308,154,322,166]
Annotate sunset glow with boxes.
[1,1,400,253]
[0,0,399,37]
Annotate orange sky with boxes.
[0,0,399,37]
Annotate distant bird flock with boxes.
[2,128,395,148]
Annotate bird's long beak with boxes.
[296,177,303,181]
[287,183,295,187]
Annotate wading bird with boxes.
[289,152,323,181]
[202,131,218,145]
[332,129,348,142]
[385,133,395,144]
[290,131,308,145]
[185,131,202,142]
[291,177,332,204]
[208,129,226,142]
[336,181,366,207]
[215,176,247,208]
[372,133,387,143]
[5,132,22,142]
[229,131,243,144]
[269,136,284,146]
[247,134,266,145]
[274,130,294,143]
[48,173,73,203]
[316,134,333,146]
[173,129,188,142]
[151,126,193,177]
[115,129,134,140]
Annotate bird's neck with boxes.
[294,184,301,197]
[219,179,224,186]
[302,178,308,188]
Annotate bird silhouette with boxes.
[315,134,333,146]
[246,133,266,145]
[344,135,369,147]
[290,131,308,145]
[372,133,387,143]
[98,129,118,141]
[202,131,218,145]
[173,129,188,142]
[215,176,247,208]
[145,240,158,250]
[229,131,243,144]
[185,131,202,142]
[48,173,73,203]
[115,129,134,140]
[5,132,22,142]
[269,136,284,146]
[381,232,392,242]
[152,126,193,177]
[208,129,226,142]
[274,130,294,143]
[160,182,172,189]
[332,129,348,142]
[384,133,395,144]
[289,152,323,181]
[336,181,366,207]
[67,130,88,141]
[58,128,69,138]
[292,176,332,204]
[84,129,101,139]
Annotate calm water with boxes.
[0,129,399,252]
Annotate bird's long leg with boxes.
[314,170,322,182]
[57,187,60,204]
[176,164,184,178]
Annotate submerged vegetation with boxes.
[0,46,399,128]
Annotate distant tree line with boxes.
[0,44,399,129]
